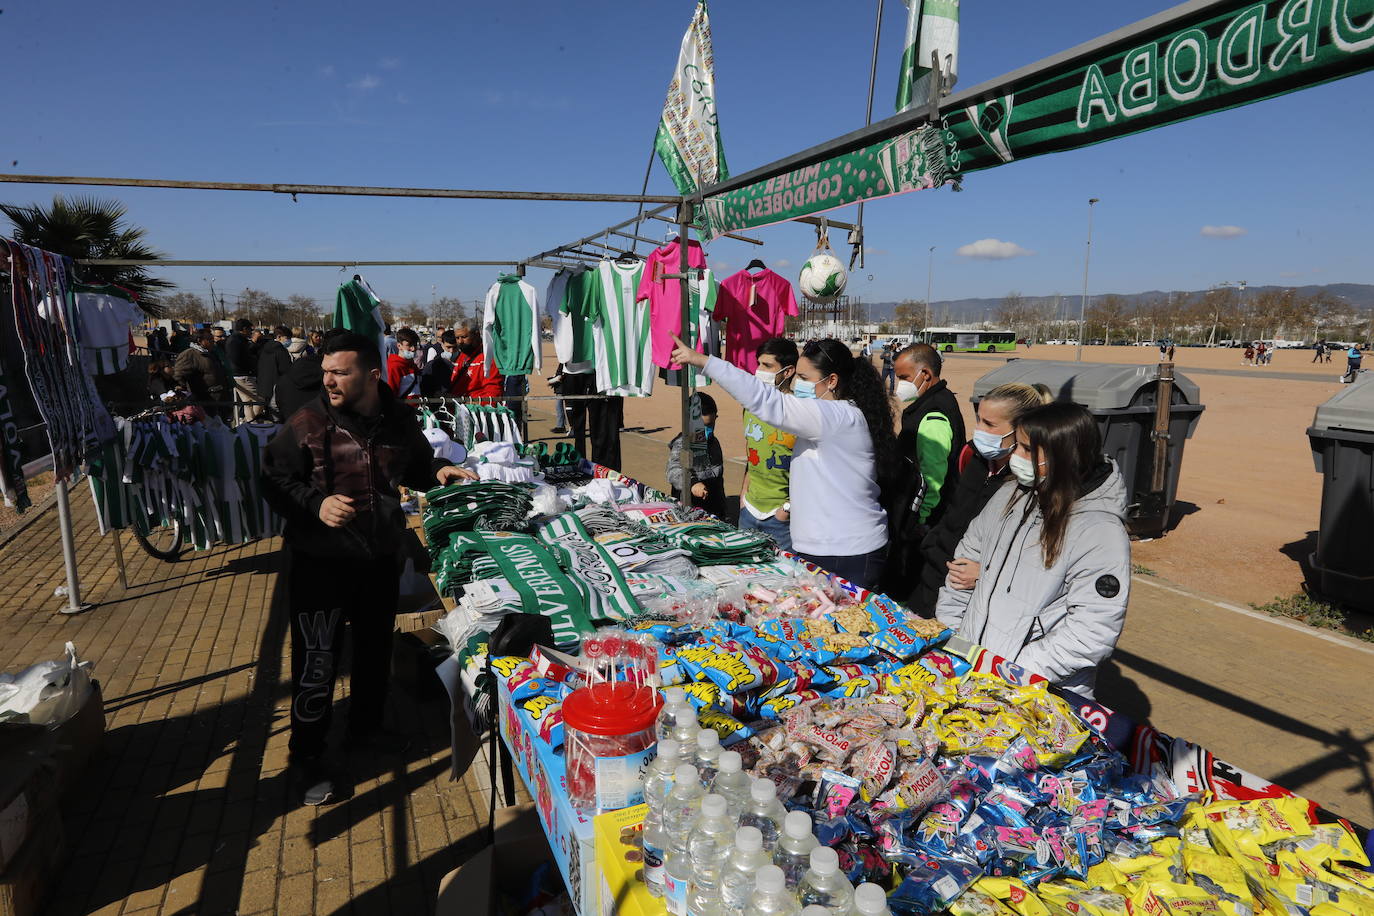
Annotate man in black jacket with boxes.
[262,332,474,805]
[256,325,294,418]
[883,344,966,603]
[225,318,261,424]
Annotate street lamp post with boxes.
[1076,198,1099,362]
[203,277,218,321]
[925,246,935,337]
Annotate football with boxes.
[799,252,848,302]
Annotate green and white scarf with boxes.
[537,513,642,623]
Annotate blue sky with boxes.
[2,0,1372,314]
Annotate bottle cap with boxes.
[735,826,763,853]
[663,686,686,707]
[809,846,838,875]
[717,750,742,774]
[802,908,832,916]
[674,763,700,785]
[696,728,720,750]
[751,778,778,803]
[783,811,812,839]
[853,884,889,915]
[701,794,727,818]
[754,864,785,894]
[657,739,681,763]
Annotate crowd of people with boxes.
[143,319,510,423]
[668,333,1133,704]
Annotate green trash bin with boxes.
[971,360,1205,539]
[1305,378,1374,612]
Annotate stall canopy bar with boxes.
[79,259,523,268]
[694,0,1225,198]
[0,172,681,204]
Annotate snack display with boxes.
[427,463,1370,916]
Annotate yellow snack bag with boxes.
[949,889,1018,916]
[1129,881,1229,915]
[1087,860,1129,894]
[1329,863,1374,892]
[1196,798,1313,849]
[1107,845,1170,877]
[1270,822,1370,869]
[1183,848,1254,906]
[1035,881,1128,915]
[973,877,1051,916]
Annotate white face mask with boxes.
[755,368,777,386]
[1009,453,1038,488]
[894,380,920,403]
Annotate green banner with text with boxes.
[702,0,1374,238]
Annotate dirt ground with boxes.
[528,342,1349,609]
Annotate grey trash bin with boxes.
[1305,377,1374,612]
[971,360,1205,539]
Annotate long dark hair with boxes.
[803,339,896,470]
[1013,402,1103,567]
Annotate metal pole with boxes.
[54,480,93,615]
[925,246,935,335]
[678,201,696,504]
[111,530,128,592]
[1076,198,1099,362]
[853,0,886,252]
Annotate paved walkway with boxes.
[0,485,520,916]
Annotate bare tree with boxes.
[430,296,469,331]
[997,291,1031,339]
[396,299,429,328]
[892,300,926,337]
[161,291,209,324]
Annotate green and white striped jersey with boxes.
[585,260,653,397]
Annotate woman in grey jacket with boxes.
[935,402,1130,698]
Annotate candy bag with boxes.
[890,855,983,915]
[974,877,1052,916]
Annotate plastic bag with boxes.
[0,642,94,725]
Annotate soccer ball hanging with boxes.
[799,252,848,303]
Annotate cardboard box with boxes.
[0,810,61,916]
[497,676,599,916]
[594,805,666,916]
[435,804,551,916]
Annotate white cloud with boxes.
[956,238,1033,260]
[317,64,335,78]
[774,259,792,269]
[348,74,382,91]
[396,92,412,105]
[379,57,402,69]
[1200,224,1247,238]
[711,261,732,273]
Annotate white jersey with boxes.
[591,260,653,396]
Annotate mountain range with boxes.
[854,283,1374,325]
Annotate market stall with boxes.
[418,458,1374,916]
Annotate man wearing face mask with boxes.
[881,345,965,602]
[419,330,460,397]
[449,323,504,399]
[385,327,423,399]
[738,339,799,550]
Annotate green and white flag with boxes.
[895,0,960,112]
[654,0,729,195]
[333,276,386,365]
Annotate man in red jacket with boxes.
[450,323,504,399]
[385,327,422,398]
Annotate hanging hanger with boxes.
[615,249,642,264]
[746,258,767,272]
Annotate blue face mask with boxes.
[793,379,818,399]
[703,425,714,440]
[972,428,1014,460]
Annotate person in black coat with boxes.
[910,382,1052,616]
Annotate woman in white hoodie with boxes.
[671,335,895,589]
[936,402,1131,698]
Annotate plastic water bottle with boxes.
[711,750,752,819]
[797,847,853,914]
[658,687,694,740]
[739,778,787,852]
[744,864,801,916]
[720,826,774,916]
[664,763,705,855]
[643,742,683,898]
[665,846,695,916]
[801,907,831,916]
[851,884,892,916]
[644,739,684,832]
[694,728,722,786]
[773,811,820,890]
[687,795,737,916]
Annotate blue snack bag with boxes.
[888,855,982,915]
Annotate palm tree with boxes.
[1,195,171,316]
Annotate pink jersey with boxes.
[716,268,799,373]
[638,237,709,369]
